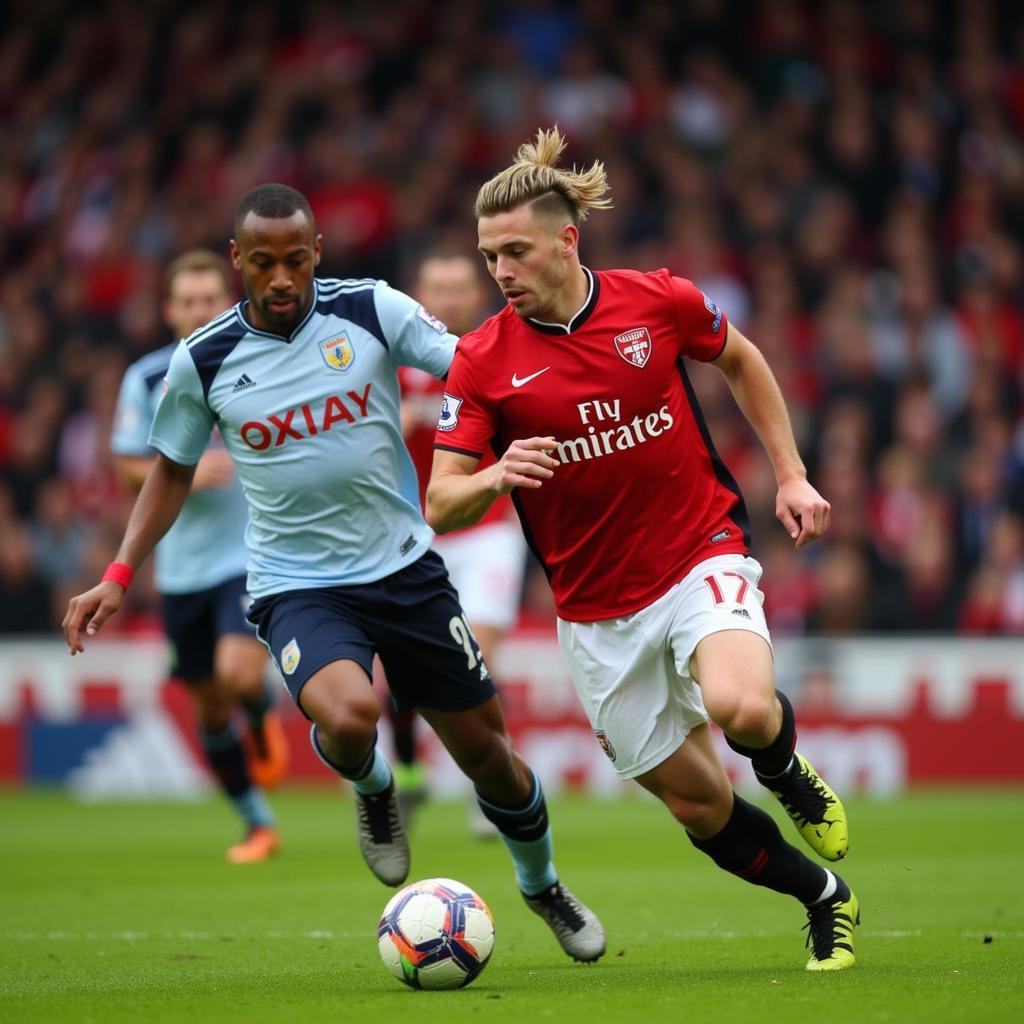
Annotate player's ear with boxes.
[314,234,322,267]
[229,239,242,271]
[559,223,579,259]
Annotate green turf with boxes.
[1,788,1022,1023]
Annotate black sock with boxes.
[200,723,252,798]
[725,689,796,779]
[688,793,829,905]
[475,772,549,842]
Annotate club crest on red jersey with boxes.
[320,334,355,372]
[595,730,617,762]
[613,327,652,368]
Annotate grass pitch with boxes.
[2,788,1022,1023]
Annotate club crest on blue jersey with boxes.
[280,637,301,675]
[613,327,652,368]
[320,334,355,372]
[438,393,463,432]
[703,294,723,334]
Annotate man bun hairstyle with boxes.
[234,182,315,236]
[474,127,612,226]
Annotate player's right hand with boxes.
[491,436,559,493]
[62,581,125,655]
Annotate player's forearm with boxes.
[114,455,196,568]
[719,341,806,485]
[426,470,500,534]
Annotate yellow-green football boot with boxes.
[805,886,860,971]
[766,753,849,861]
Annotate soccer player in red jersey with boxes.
[427,129,859,971]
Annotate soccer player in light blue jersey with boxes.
[111,250,288,865]
[63,184,605,964]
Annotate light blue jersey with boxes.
[148,277,457,598]
[112,343,250,594]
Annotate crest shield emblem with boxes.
[594,730,617,762]
[280,638,301,676]
[613,327,652,368]
[320,335,355,372]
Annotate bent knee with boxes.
[712,692,778,744]
[312,695,380,750]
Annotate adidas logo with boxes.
[233,373,257,392]
[731,608,751,619]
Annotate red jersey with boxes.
[435,267,750,621]
[399,366,512,526]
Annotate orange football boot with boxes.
[226,825,280,864]
[246,711,290,789]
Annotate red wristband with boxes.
[102,562,134,590]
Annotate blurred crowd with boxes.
[2,0,1023,637]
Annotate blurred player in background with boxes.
[392,250,526,834]
[66,185,605,964]
[428,129,858,971]
[111,250,288,864]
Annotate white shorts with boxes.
[433,520,527,631]
[556,553,772,780]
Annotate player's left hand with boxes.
[62,581,125,655]
[776,477,830,549]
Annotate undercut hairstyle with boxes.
[474,127,612,226]
[164,249,231,293]
[234,183,315,236]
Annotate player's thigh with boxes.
[666,554,776,729]
[246,587,375,719]
[556,608,708,781]
[299,657,380,738]
[634,723,733,837]
[374,550,497,716]
[691,629,776,730]
[418,695,531,803]
[209,576,266,698]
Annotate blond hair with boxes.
[474,128,612,226]
[164,249,231,294]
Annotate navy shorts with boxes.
[246,550,496,716]
[161,574,254,683]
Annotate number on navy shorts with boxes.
[449,614,480,670]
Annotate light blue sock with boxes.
[502,829,558,896]
[309,724,393,795]
[476,773,558,895]
[231,788,275,829]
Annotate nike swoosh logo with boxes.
[511,367,551,388]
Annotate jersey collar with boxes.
[525,267,600,336]
[237,284,319,343]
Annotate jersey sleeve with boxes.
[669,276,729,362]
[147,340,215,466]
[432,340,496,458]
[111,362,156,457]
[373,281,457,379]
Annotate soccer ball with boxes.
[377,877,495,990]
